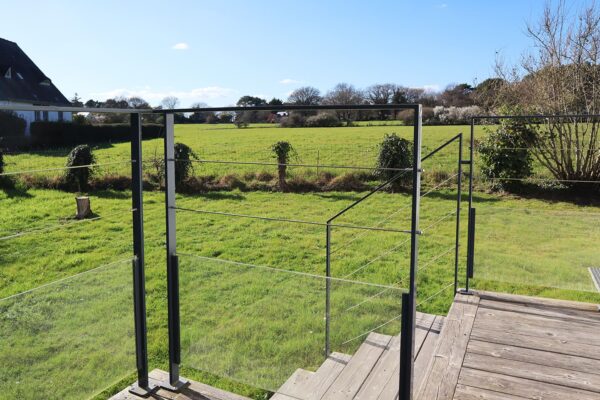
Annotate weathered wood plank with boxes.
[467,340,600,375]
[458,367,599,400]
[413,315,445,389]
[473,309,600,347]
[110,369,253,400]
[476,291,599,312]
[276,368,314,399]
[321,332,391,399]
[415,295,480,400]
[453,384,527,400]
[356,313,441,399]
[478,298,600,325]
[304,352,351,400]
[463,352,600,393]
[470,327,600,360]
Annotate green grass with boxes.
[1,123,599,398]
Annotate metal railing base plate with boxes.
[128,382,159,398]
[159,378,190,392]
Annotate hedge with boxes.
[30,122,163,148]
[0,111,27,148]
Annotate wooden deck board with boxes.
[419,292,600,400]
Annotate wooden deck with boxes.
[417,291,600,400]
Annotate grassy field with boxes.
[1,122,599,398]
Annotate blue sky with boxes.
[1,0,586,107]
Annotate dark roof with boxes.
[0,38,70,106]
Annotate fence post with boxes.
[325,222,331,357]
[128,113,156,396]
[454,134,463,294]
[463,119,476,294]
[399,105,422,400]
[466,207,476,292]
[163,113,188,390]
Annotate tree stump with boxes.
[75,196,92,219]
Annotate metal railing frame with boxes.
[465,114,600,293]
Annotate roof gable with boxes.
[0,38,70,106]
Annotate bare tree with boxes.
[287,86,322,105]
[323,83,364,123]
[161,96,180,109]
[495,1,600,187]
[366,83,397,119]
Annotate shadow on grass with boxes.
[1,187,33,198]
[180,191,247,201]
[489,183,600,207]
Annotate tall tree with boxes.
[161,96,180,109]
[287,86,321,105]
[323,83,364,123]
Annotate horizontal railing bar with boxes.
[0,257,133,302]
[472,114,600,120]
[175,252,409,291]
[173,206,416,234]
[0,208,135,241]
[175,158,413,172]
[156,103,420,113]
[0,160,134,177]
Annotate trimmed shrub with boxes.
[305,112,342,127]
[65,145,95,191]
[0,111,27,148]
[479,118,535,190]
[376,133,413,190]
[30,122,162,148]
[174,143,199,185]
[280,112,305,128]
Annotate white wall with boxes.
[0,101,72,136]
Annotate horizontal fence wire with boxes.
[0,208,135,241]
[341,245,456,315]
[474,206,600,216]
[175,158,413,172]
[331,172,459,257]
[0,160,134,177]
[173,207,415,234]
[341,313,403,346]
[416,281,455,308]
[0,257,133,302]
[176,252,409,291]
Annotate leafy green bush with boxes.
[305,112,342,127]
[479,118,535,190]
[280,112,306,128]
[174,143,199,185]
[376,133,413,190]
[65,145,96,191]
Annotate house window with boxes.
[34,111,41,121]
[42,111,48,121]
[58,111,64,121]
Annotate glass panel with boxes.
[179,254,404,392]
[473,206,600,294]
[0,259,135,400]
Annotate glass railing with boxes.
[178,253,404,392]
[472,205,600,298]
[0,258,135,400]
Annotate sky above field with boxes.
[1,0,590,107]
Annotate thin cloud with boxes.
[423,84,440,93]
[279,78,301,85]
[172,42,189,50]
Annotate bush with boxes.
[174,143,199,185]
[30,122,163,148]
[376,133,413,190]
[433,106,482,124]
[478,117,535,190]
[280,112,305,128]
[0,111,27,148]
[305,112,342,127]
[397,107,434,125]
[65,145,95,191]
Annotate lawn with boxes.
[1,122,599,398]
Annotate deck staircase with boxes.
[271,312,445,400]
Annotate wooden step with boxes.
[321,332,392,399]
[276,368,315,399]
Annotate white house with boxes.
[0,37,72,135]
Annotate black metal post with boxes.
[466,207,476,292]
[128,113,156,396]
[454,134,463,294]
[399,292,411,400]
[163,113,188,390]
[463,119,476,294]
[399,105,422,400]
[325,222,331,357]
